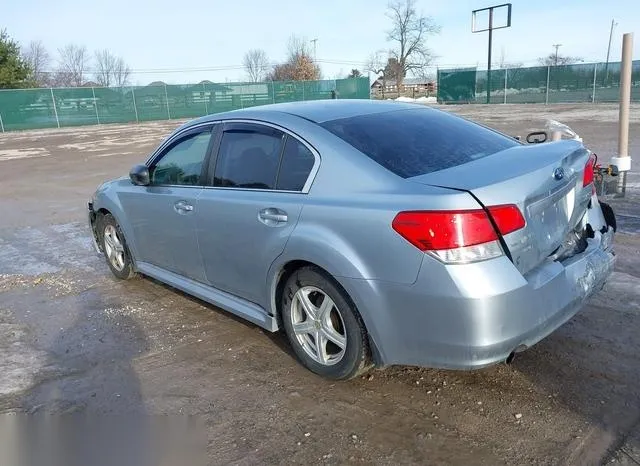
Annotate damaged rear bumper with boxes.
[340,227,616,370]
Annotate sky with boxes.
[4,0,639,85]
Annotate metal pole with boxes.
[50,88,60,128]
[486,8,493,104]
[131,87,139,123]
[91,87,100,124]
[203,82,208,115]
[503,68,508,104]
[545,66,550,105]
[592,63,597,103]
[271,81,276,104]
[0,113,4,132]
[616,32,633,195]
[302,81,305,100]
[604,19,617,84]
[164,84,171,119]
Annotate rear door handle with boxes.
[258,208,288,226]
[174,200,194,214]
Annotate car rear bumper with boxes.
[342,226,615,370]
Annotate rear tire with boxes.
[281,266,370,380]
[99,213,136,280]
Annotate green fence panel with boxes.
[335,77,370,99]
[52,87,99,127]
[0,88,58,131]
[547,63,595,103]
[132,84,170,121]
[437,60,640,104]
[475,69,507,104]
[0,78,369,132]
[303,80,331,100]
[504,65,548,103]
[437,68,476,103]
[165,84,207,119]
[93,87,137,124]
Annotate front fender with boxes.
[91,179,140,264]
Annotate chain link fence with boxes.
[437,61,640,104]
[0,77,370,132]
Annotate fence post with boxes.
[164,84,171,119]
[0,112,4,132]
[271,81,275,104]
[302,81,305,100]
[131,86,139,123]
[545,66,550,105]
[503,68,508,104]
[50,88,60,128]
[592,63,598,103]
[203,82,208,115]
[91,87,100,124]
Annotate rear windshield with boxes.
[321,108,519,178]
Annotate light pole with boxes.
[310,38,318,63]
[552,44,562,65]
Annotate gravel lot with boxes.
[1,103,639,465]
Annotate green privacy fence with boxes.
[0,77,370,132]
[437,61,640,104]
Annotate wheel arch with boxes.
[268,258,384,366]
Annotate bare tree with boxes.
[57,44,89,87]
[537,53,582,66]
[243,49,269,82]
[386,0,440,91]
[113,57,130,87]
[94,49,116,87]
[266,35,321,81]
[22,40,50,86]
[94,50,130,87]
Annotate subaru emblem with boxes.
[553,167,565,180]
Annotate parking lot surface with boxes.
[1,104,639,465]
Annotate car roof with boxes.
[182,99,425,129]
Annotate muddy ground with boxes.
[0,104,639,465]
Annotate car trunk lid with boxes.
[409,140,593,275]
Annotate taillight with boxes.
[583,153,596,187]
[487,204,526,235]
[392,205,525,264]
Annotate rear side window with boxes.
[321,108,519,178]
[214,129,284,189]
[276,137,315,191]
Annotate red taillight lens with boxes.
[583,153,596,187]
[487,204,526,235]
[392,209,498,251]
[392,205,525,261]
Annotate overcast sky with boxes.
[5,0,639,85]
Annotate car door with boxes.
[119,124,217,282]
[196,121,318,307]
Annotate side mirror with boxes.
[129,164,150,186]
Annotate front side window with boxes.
[150,129,212,186]
[214,128,285,189]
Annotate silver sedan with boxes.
[88,100,616,380]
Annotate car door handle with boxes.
[174,200,194,214]
[258,208,288,226]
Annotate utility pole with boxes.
[310,38,318,63]
[552,44,562,65]
[604,19,618,84]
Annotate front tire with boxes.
[99,213,136,280]
[281,266,370,380]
